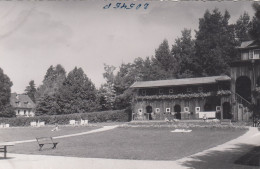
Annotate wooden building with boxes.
[10,93,36,117]
[130,40,260,121]
[130,76,232,120]
[230,40,260,121]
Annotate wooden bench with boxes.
[36,137,58,151]
[0,144,14,158]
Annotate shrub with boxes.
[0,109,129,126]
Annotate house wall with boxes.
[230,62,260,121]
[132,96,226,120]
[15,108,35,117]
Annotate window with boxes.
[249,50,254,59]
[187,88,192,93]
[216,106,221,112]
[155,108,160,113]
[184,107,189,112]
[166,108,171,113]
[159,89,163,94]
[141,90,146,96]
[254,49,260,59]
[195,107,200,113]
[138,109,143,115]
[16,101,20,106]
[198,87,203,92]
[169,89,174,94]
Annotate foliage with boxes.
[235,12,252,43]
[249,2,260,41]
[24,80,37,103]
[36,64,66,100]
[0,68,15,117]
[155,39,175,74]
[136,90,231,100]
[0,109,130,126]
[58,67,100,114]
[171,29,196,78]
[194,9,238,76]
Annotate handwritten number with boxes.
[114,3,121,9]
[136,4,141,10]
[103,3,149,10]
[121,3,127,9]
[144,3,149,10]
[103,3,111,9]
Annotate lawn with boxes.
[7,126,247,161]
[0,125,100,142]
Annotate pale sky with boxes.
[0,0,255,93]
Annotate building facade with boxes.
[10,93,36,117]
[130,76,232,121]
[130,40,260,121]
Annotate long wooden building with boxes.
[130,40,260,121]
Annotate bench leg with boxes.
[52,143,58,149]
[39,144,44,151]
[4,146,6,158]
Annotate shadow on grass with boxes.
[179,143,260,169]
[0,157,15,160]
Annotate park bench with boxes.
[36,137,58,151]
[0,144,14,158]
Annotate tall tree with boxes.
[98,64,116,111]
[235,12,252,43]
[155,39,175,75]
[24,80,36,103]
[58,67,99,114]
[0,68,15,117]
[171,29,196,78]
[194,9,238,76]
[36,64,66,100]
[249,2,260,41]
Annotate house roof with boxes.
[10,93,36,109]
[238,40,260,49]
[130,76,231,88]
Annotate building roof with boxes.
[10,93,36,109]
[130,76,231,88]
[238,40,260,49]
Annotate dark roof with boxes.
[10,93,36,109]
[130,76,231,88]
[238,40,260,50]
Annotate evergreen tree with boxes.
[249,2,260,41]
[59,67,99,114]
[235,12,252,43]
[24,80,36,103]
[36,64,66,100]
[194,9,238,76]
[155,39,175,75]
[0,68,15,117]
[171,29,196,78]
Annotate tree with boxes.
[194,9,238,76]
[155,39,175,75]
[24,80,36,103]
[0,68,15,117]
[235,12,252,43]
[98,64,116,111]
[58,67,100,114]
[171,29,196,78]
[249,2,260,41]
[36,64,66,100]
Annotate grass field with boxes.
[4,125,247,161]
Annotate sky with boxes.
[0,0,256,93]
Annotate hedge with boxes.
[0,109,131,126]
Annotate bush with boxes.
[0,109,129,126]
